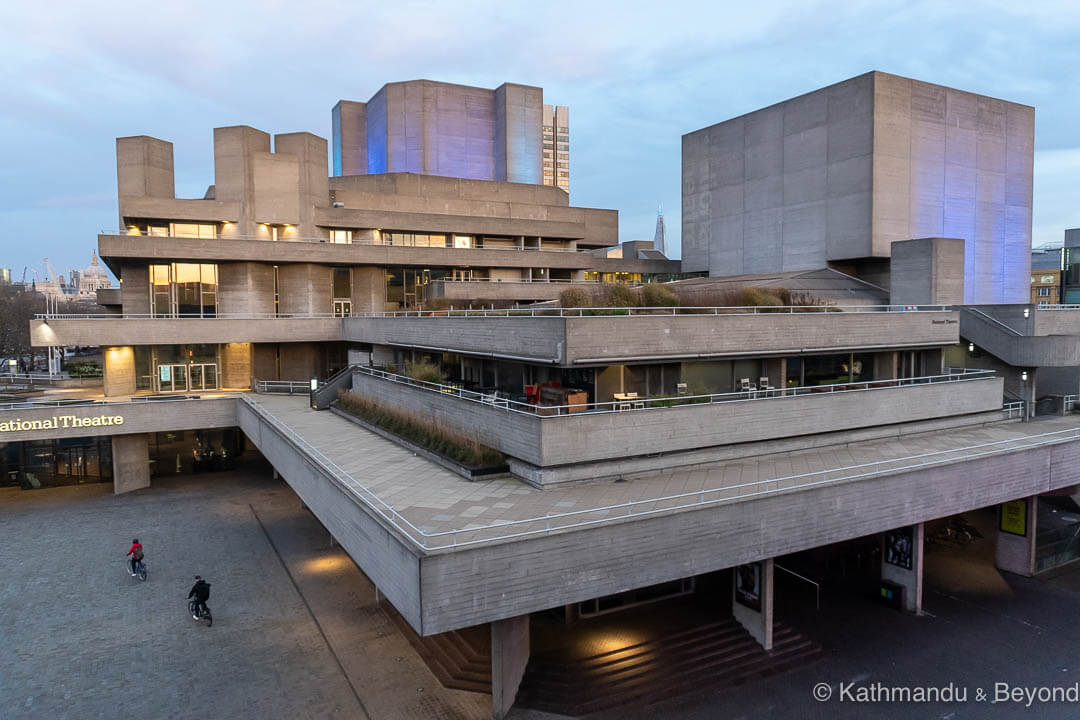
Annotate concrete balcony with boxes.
[0,395,237,443]
[425,280,602,304]
[30,314,344,347]
[345,307,962,365]
[348,367,1005,484]
[97,233,676,274]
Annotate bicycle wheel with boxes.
[204,606,212,627]
[137,563,147,581]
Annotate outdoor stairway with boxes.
[384,602,492,694]
[515,619,823,717]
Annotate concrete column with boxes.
[733,558,773,650]
[491,614,530,720]
[103,346,136,397]
[996,497,1037,577]
[873,351,898,380]
[112,434,150,494]
[881,523,924,614]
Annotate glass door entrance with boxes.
[158,364,187,392]
[156,362,217,392]
[189,363,217,391]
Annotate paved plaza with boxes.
[0,467,491,720]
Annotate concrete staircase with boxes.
[516,619,823,717]
[384,602,492,693]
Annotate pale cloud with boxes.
[0,0,1079,272]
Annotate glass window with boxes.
[330,229,352,244]
[148,263,219,318]
[1038,287,1051,297]
[333,268,351,298]
[453,235,473,249]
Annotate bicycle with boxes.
[188,598,213,627]
[127,557,148,582]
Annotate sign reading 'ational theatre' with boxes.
[0,415,125,432]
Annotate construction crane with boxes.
[20,266,27,284]
[43,258,60,283]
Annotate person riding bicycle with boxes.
[126,539,144,576]
[188,576,211,619]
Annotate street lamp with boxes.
[1021,371,1029,382]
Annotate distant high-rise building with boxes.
[0,268,10,284]
[542,104,570,193]
[332,80,568,190]
[653,206,667,256]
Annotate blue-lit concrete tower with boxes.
[332,80,545,186]
[682,71,1035,304]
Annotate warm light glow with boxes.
[577,628,647,656]
[303,556,348,574]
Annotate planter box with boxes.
[329,405,509,481]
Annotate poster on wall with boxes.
[734,562,762,612]
[1000,499,1028,536]
[884,527,914,570]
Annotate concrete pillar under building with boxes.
[103,346,136,397]
[873,351,899,380]
[491,614,530,720]
[996,497,1037,577]
[112,434,150,494]
[733,558,773,650]
[881,523,924,614]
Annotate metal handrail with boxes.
[0,394,236,412]
[1003,401,1026,419]
[255,380,311,394]
[774,564,820,610]
[351,365,998,417]
[108,229,594,253]
[0,373,67,383]
[1029,304,1080,311]
[963,307,1024,336]
[243,392,1080,551]
[352,304,953,318]
[35,312,348,320]
[35,304,955,321]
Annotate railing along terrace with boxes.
[1003,401,1026,419]
[255,380,312,394]
[0,394,226,412]
[245,393,1080,551]
[352,304,953,318]
[35,312,348,320]
[111,229,594,253]
[35,304,953,321]
[352,365,996,417]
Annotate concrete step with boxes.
[384,602,492,694]
[517,621,823,716]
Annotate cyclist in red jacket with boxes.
[126,539,144,576]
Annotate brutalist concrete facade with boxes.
[682,71,1034,304]
[333,80,546,186]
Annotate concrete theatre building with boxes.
[11,73,1080,719]
[682,71,1034,304]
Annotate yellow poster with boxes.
[1000,499,1028,536]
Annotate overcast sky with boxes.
[1,0,1078,279]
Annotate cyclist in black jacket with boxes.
[188,576,211,619]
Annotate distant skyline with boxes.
[2,0,1078,278]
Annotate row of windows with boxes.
[128,223,217,239]
[150,263,218,317]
